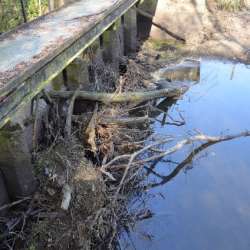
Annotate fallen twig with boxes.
[85,104,98,153]
[101,131,250,184]
[99,116,150,126]
[65,90,78,139]
[135,131,250,164]
[73,115,150,126]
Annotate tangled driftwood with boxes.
[101,130,250,188]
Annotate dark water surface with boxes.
[121,59,250,250]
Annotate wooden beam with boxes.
[0,0,138,128]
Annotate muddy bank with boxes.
[139,0,250,62]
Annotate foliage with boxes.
[0,0,23,33]
[27,0,48,20]
[0,0,48,33]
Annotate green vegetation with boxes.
[0,0,48,33]
[26,0,48,20]
[216,0,245,11]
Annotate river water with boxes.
[120,59,250,250]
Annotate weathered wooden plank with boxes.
[0,0,116,96]
[0,0,138,127]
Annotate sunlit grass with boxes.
[216,0,245,11]
[0,0,48,33]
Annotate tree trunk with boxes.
[48,85,188,104]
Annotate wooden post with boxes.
[0,124,37,199]
[123,6,137,55]
[102,19,123,71]
[136,0,158,40]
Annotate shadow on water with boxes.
[120,58,250,250]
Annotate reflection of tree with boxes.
[149,95,186,126]
[146,140,221,189]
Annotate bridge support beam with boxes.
[66,56,90,90]
[0,124,37,199]
[52,55,90,91]
[102,19,124,71]
[124,6,137,55]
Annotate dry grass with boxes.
[216,0,245,11]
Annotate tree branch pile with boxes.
[2,53,250,250]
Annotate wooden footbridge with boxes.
[0,0,142,207]
[0,0,139,128]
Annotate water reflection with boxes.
[146,141,220,189]
[120,59,250,250]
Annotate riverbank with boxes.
[145,0,250,63]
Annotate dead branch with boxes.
[100,116,149,126]
[0,197,31,212]
[135,131,250,164]
[85,104,98,153]
[100,137,173,181]
[73,115,150,126]
[48,84,188,104]
[101,131,250,183]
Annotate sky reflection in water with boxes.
[121,59,250,250]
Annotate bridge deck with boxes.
[0,0,137,127]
